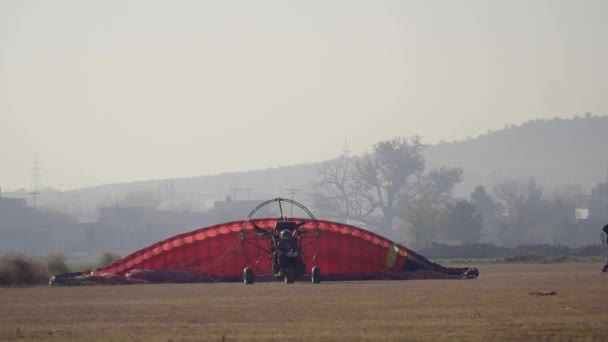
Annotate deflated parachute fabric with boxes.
[95,219,477,281]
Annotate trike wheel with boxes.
[311,266,321,284]
[243,267,254,285]
[285,265,295,284]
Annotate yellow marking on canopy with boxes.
[384,243,400,270]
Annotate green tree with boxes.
[490,179,578,246]
[441,199,483,244]
[543,192,578,245]
[400,167,463,244]
[470,185,502,242]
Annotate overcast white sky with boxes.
[1,0,607,191]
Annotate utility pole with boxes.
[228,188,237,201]
[285,188,300,216]
[245,188,253,200]
[29,155,41,209]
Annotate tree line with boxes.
[312,136,582,247]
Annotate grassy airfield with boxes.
[1,263,607,341]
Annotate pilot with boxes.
[276,229,297,270]
[281,229,291,239]
[277,229,295,253]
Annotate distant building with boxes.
[99,206,159,230]
[0,188,86,254]
[0,187,27,211]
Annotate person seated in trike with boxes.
[253,220,307,278]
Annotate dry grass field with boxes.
[1,262,607,341]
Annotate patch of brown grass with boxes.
[0,263,607,341]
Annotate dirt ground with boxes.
[1,263,607,341]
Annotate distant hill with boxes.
[425,114,608,195]
[10,115,607,218]
[17,163,323,221]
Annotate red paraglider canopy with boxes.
[96,218,477,281]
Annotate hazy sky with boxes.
[1,0,607,191]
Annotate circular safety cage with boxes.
[239,198,322,271]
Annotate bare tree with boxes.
[314,136,466,240]
[313,155,375,223]
[314,136,426,232]
[492,180,527,216]
[492,179,549,245]
[353,136,426,232]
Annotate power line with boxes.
[227,188,254,201]
[342,139,350,157]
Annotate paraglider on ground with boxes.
[56,219,479,285]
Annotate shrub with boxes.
[47,254,70,274]
[417,242,606,259]
[0,254,49,286]
[551,255,574,263]
[573,244,605,257]
[98,252,122,267]
[503,253,547,263]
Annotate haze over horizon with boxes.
[2,0,607,191]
